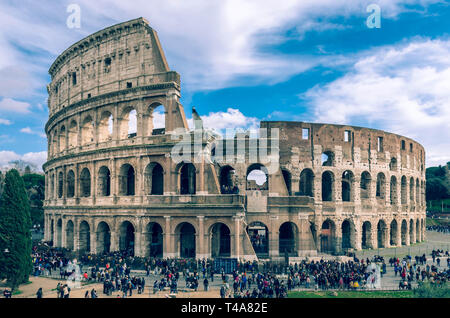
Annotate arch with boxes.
[401,220,407,245]
[145,163,164,195]
[148,103,166,136]
[246,222,269,257]
[58,171,64,199]
[68,120,77,148]
[79,221,91,253]
[119,164,135,196]
[376,173,386,200]
[390,176,398,205]
[360,171,371,200]
[279,222,298,256]
[401,176,407,204]
[66,220,74,250]
[98,166,111,197]
[377,220,387,248]
[389,158,397,171]
[246,164,269,191]
[321,151,335,166]
[320,219,336,253]
[96,222,111,254]
[342,170,354,202]
[56,219,62,248]
[179,162,196,195]
[66,170,75,198]
[341,219,355,250]
[98,111,113,143]
[145,222,163,258]
[282,169,292,195]
[59,126,66,152]
[362,221,372,249]
[50,219,54,245]
[119,221,135,256]
[80,168,91,197]
[321,171,334,201]
[219,165,237,194]
[409,219,414,244]
[299,168,314,197]
[416,219,420,243]
[409,177,415,203]
[210,223,231,258]
[176,222,196,258]
[390,220,398,246]
[81,116,94,145]
[119,107,137,139]
[415,179,420,205]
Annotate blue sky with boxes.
[0,0,449,170]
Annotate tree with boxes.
[0,169,32,291]
[22,173,45,227]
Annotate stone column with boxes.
[197,216,206,259]
[234,217,241,260]
[73,219,79,252]
[268,216,279,258]
[110,231,118,252]
[135,232,142,257]
[61,219,66,249]
[354,222,362,250]
[90,229,97,254]
[164,216,174,258]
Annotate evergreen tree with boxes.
[0,169,32,291]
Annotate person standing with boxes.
[203,278,209,291]
[36,288,43,298]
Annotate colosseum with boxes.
[43,18,426,261]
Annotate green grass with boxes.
[12,290,23,296]
[427,199,450,213]
[288,290,414,298]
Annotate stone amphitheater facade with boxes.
[43,18,426,261]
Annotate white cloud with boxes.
[0,150,47,172]
[0,118,11,125]
[302,38,450,167]
[0,98,31,114]
[20,127,46,138]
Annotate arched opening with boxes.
[390,176,398,205]
[377,220,387,248]
[389,158,397,171]
[401,220,407,245]
[299,169,314,197]
[362,221,372,249]
[321,171,334,201]
[409,177,415,203]
[66,220,74,250]
[360,171,371,200]
[320,220,335,254]
[178,223,196,258]
[321,151,334,166]
[56,219,62,248]
[401,176,407,204]
[282,169,292,195]
[68,120,77,148]
[409,219,414,244]
[96,222,111,254]
[98,166,111,197]
[246,164,269,191]
[148,103,166,136]
[119,108,137,139]
[145,163,164,195]
[146,222,163,258]
[279,222,297,256]
[342,171,354,202]
[50,219,54,246]
[79,221,91,253]
[59,126,66,152]
[210,223,231,258]
[80,168,91,197]
[416,219,420,243]
[67,170,75,198]
[246,222,269,257]
[220,166,237,194]
[119,221,135,256]
[81,116,94,145]
[119,164,135,196]
[179,163,196,195]
[341,220,354,250]
[58,172,64,199]
[390,220,398,246]
[376,173,386,200]
[98,112,113,143]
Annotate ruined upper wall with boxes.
[47,18,179,116]
[261,121,425,174]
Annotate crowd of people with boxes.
[427,224,450,233]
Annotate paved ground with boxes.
[3,231,449,298]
